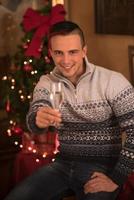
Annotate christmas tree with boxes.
[0,2,66,136]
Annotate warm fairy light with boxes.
[52,158,55,162]
[24,61,27,65]
[7,129,12,136]
[18,90,23,94]
[20,95,24,99]
[42,152,48,158]
[36,159,40,162]
[53,150,58,154]
[33,149,37,153]
[31,71,35,75]
[20,144,23,148]
[11,79,15,83]
[11,86,15,89]
[29,59,32,63]
[34,70,37,74]
[14,141,19,145]
[28,146,32,151]
[2,76,7,80]
[10,120,14,124]
[27,95,31,99]
[27,39,30,43]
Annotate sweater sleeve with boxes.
[26,75,52,134]
[107,72,134,186]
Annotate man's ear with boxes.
[83,45,87,57]
[48,48,52,57]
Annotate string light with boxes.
[14,141,19,145]
[33,149,37,153]
[18,90,23,94]
[11,79,15,83]
[11,85,15,90]
[31,71,35,75]
[27,95,31,99]
[24,61,27,65]
[29,59,33,63]
[10,120,14,125]
[2,76,7,80]
[7,129,12,136]
[27,39,30,43]
[28,146,32,151]
[20,95,24,100]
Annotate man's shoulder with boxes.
[93,63,124,81]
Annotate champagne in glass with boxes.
[50,82,63,109]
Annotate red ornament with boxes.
[6,99,11,112]
[11,125,23,135]
[23,43,29,49]
[23,64,33,72]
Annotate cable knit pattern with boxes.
[26,59,134,186]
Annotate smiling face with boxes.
[49,34,87,85]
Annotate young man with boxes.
[5,21,134,200]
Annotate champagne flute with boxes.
[50,81,63,127]
[50,81,63,110]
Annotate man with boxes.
[5,21,134,200]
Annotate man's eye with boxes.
[54,51,62,55]
[69,50,79,55]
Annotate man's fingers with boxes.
[36,106,62,128]
[91,172,106,179]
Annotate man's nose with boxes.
[62,54,70,64]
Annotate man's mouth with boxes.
[61,64,74,69]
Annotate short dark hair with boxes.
[48,21,85,47]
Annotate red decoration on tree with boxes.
[23,43,29,49]
[23,63,33,72]
[22,4,66,58]
[11,125,24,135]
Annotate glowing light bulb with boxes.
[10,120,14,124]
[11,86,15,89]
[20,144,23,148]
[42,153,47,158]
[29,59,32,63]
[24,61,27,65]
[36,159,39,163]
[2,76,7,80]
[18,90,22,94]
[28,146,32,151]
[20,95,24,99]
[27,95,31,99]
[7,129,12,136]
[14,141,19,145]
[33,149,37,153]
[11,79,15,83]
[31,71,34,75]
[53,150,58,154]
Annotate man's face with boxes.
[49,34,87,84]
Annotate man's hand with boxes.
[84,172,118,194]
[36,106,62,128]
